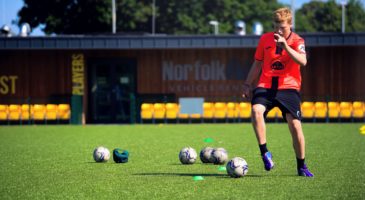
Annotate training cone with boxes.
[204,138,214,143]
[218,166,226,171]
[193,176,204,181]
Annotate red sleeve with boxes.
[254,35,265,61]
[293,38,306,54]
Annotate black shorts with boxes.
[251,87,302,121]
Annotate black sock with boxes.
[297,158,305,169]
[259,143,268,156]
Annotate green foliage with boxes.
[18,0,285,35]
[115,0,152,33]
[17,0,365,35]
[156,0,284,35]
[0,124,364,199]
[346,0,365,32]
[18,0,112,34]
[296,0,365,33]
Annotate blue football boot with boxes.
[262,152,274,171]
[298,164,314,177]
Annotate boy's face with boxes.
[274,21,291,37]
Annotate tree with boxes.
[114,0,152,33]
[18,0,285,35]
[346,0,365,32]
[295,0,365,33]
[18,0,112,34]
[146,0,284,35]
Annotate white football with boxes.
[210,147,228,164]
[226,157,248,178]
[179,147,197,164]
[93,146,110,162]
[200,147,214,163]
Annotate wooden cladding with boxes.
[0,51,72,103]
[0,46,364,103]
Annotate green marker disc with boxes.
[193,176,204,181]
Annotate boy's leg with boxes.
[252,104,274,171]
[286,114,313,177]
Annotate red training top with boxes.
[254,31,306,91]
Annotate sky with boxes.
[0,0,363,36]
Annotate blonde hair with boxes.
[273,7,292,24]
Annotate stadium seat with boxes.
[314,102,327,119]
[177,113,189,120]
[328,102,340,118]
[175,103,188,121]
[140,103,153,120]
[190,113,202,119]
[237,102,251,119]
[203,102,214,119]
[266,107,282,120]
[339,102,352,119]
[352,101,364,119]
[45,104,59,121]
[301,102,315,119]
[0,104,8,121]
[226,102,238,119]
[165,103,179,119]
[8,104,21,121]
[214,102,227,119]
[153,103,165,120]
[58,104,71,121]
[33,104,46,121]
[21,104,32,121]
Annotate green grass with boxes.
[0,123,364,199]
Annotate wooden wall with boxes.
[301,46,365,101]
[0,46,364,104]
[0,51,72,104]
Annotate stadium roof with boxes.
[0,33,364,50]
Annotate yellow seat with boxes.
[0,105,8,120]
[165,103,179,119]
[46,104,58,121]
[153,103,165,119]
[214,102,227,119]
[314,102,327,119]
[21,104,32,121]
[140,103,153,120]
[328,102,340,118]
[226,102,238,119]
[301,102,315,118]
[190,113,202,119]
[267,107,282,119]
[352,101,364,118]
[8,104,21,121]
[175,103,189,120]
[238,102,251,118]
[203,102,214,119]
[339,102,352,118]
[58,104,71,120]
[177,113,189,119]
[33,104,46,121]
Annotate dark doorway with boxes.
[88,58,137,123]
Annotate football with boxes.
[179,147,197,164]
[226,157,249,178]
[210,147,228,164]
[93,146,110,162]
[200,147,214,163]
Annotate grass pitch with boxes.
[0,123,364,199]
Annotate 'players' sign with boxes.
[72,54,84,95]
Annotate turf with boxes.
[0,123,364,199]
